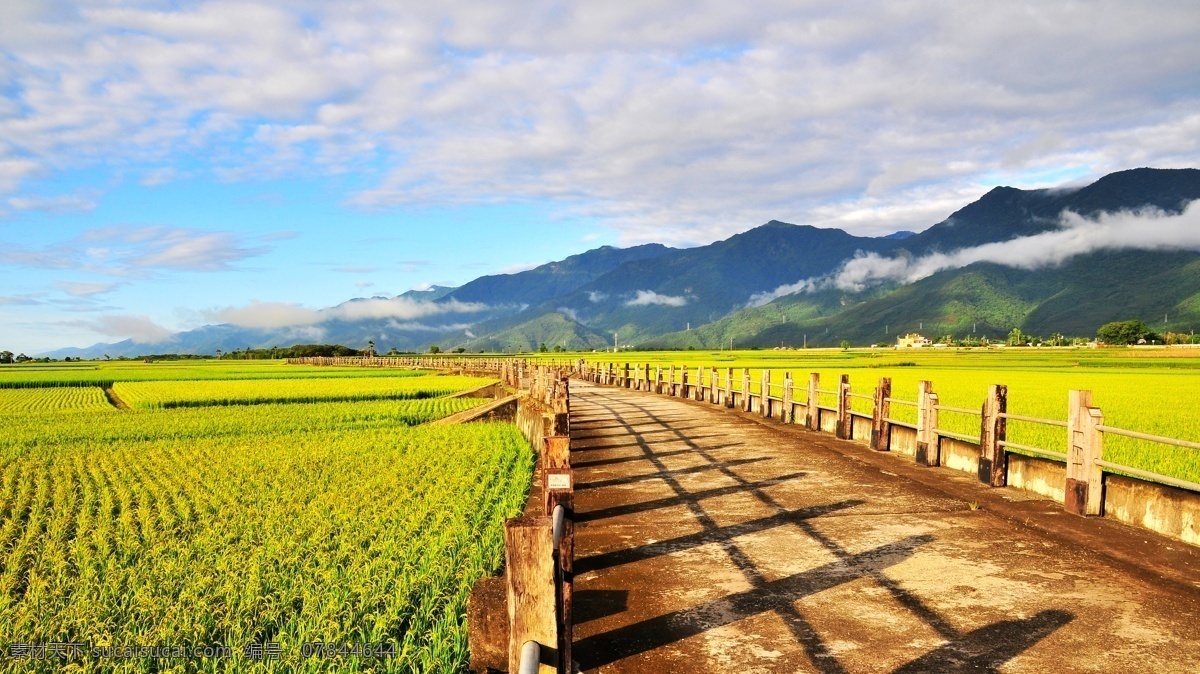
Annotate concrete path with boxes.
[568,380,1200,673]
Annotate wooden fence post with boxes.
[916,381,939,466]
[836,374,851,440]
[978,384,1007,487]
[782,373,794,423]
[506,517,557,673]
[761,369,772,418]
[724,368,734,407]
[680,365,689,398]
[872,377,891,451]
[741,369,751,412]
[806,373,819,430]
[1066,390,1105,516]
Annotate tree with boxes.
[0,351,12,364]
[454,347,466,353]
[1097,319,1159,345]
[429,345,441,354]
[1007,328,1023,346]
[840,340,850,350]
[15,353,30,362]
[216,349,222,359]
[538,342,548,353]
[367,340,375,357]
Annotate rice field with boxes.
[0,362,528,672]
[0,387,117,414]
[567,348,1200,484]
[112,374,492,409]
[0,360,429,389]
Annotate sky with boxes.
[2,1,1199,354]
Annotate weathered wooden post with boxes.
[978,384,1007,487]
[916,381,939,466]
[655,366,662,394]
[697,366,706,401]
[724,368,734,408]
[782,373,794,423]
[623,362,630,388]
[505,517,558,673]
[806,373,819,430]
[761,369,772,418]
[643,363,650,391]
[872,378,891,451]
[680,365,689,398]
[741,369,751,412]
[1066,390,1104,516]
[836,374,851,440]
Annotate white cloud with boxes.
[55,281,118,297]
[625,290,689,307]
[558,307,580,322]
[7,193,97,214]
[586,291,607,303]
[355,281,374,288]
[497,262,542,274]
[0,226,277,274]
[205,296,489,329]
[0,2,1197,243]
[89,314,173,343]
[753,201,1200,301]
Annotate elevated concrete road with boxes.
[568,380,1200,673]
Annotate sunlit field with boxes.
[0,361,529,673]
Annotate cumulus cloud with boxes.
[1,2,1198,242]
[1,227,277,275]
[586,291,608,303]
[557,307,580,322]
[205,296,489,329]
[88,315,173,343]
[625,290,689,307]
[750,202,1200,303]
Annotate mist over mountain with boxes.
[43,168,1200,357]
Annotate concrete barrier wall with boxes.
[941,438,981,475]
[1007,454,1066,502]
[1105,475,1200,546]
[851,415,873,446]
[890,426,917,456]
[819,409,837,434]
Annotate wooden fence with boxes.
[577,360,1200,546]
[469,364,575,674]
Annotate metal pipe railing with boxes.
[934,404,980,415]
[999,412,1067,428]
[552,504,566,548]
[1095,459,1200,494]
[998,440,1067,462]
[518,640,540,674]
[935,428,978,443]
[1096,425,1200,451]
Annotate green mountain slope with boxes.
[457,312,612,353]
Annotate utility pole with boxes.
[613,332,618,353]
[803,334,807,348]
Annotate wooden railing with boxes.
[469,364,575,673]
[576,360,1200,530]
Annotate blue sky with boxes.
[2,1,1199,353]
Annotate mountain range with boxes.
[44,167,1200,357]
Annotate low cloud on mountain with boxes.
[749,201,1200,303]
[625,290,689,307]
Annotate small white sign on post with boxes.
[546,473,572,490]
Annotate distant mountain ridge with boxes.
[42,167,1200,357]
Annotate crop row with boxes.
[0,397,488,461]
[0,387,117,414]
[111,375,494,409]
[0,362,429,388]
[0,422,533,673]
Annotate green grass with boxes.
[0,360,429,388]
